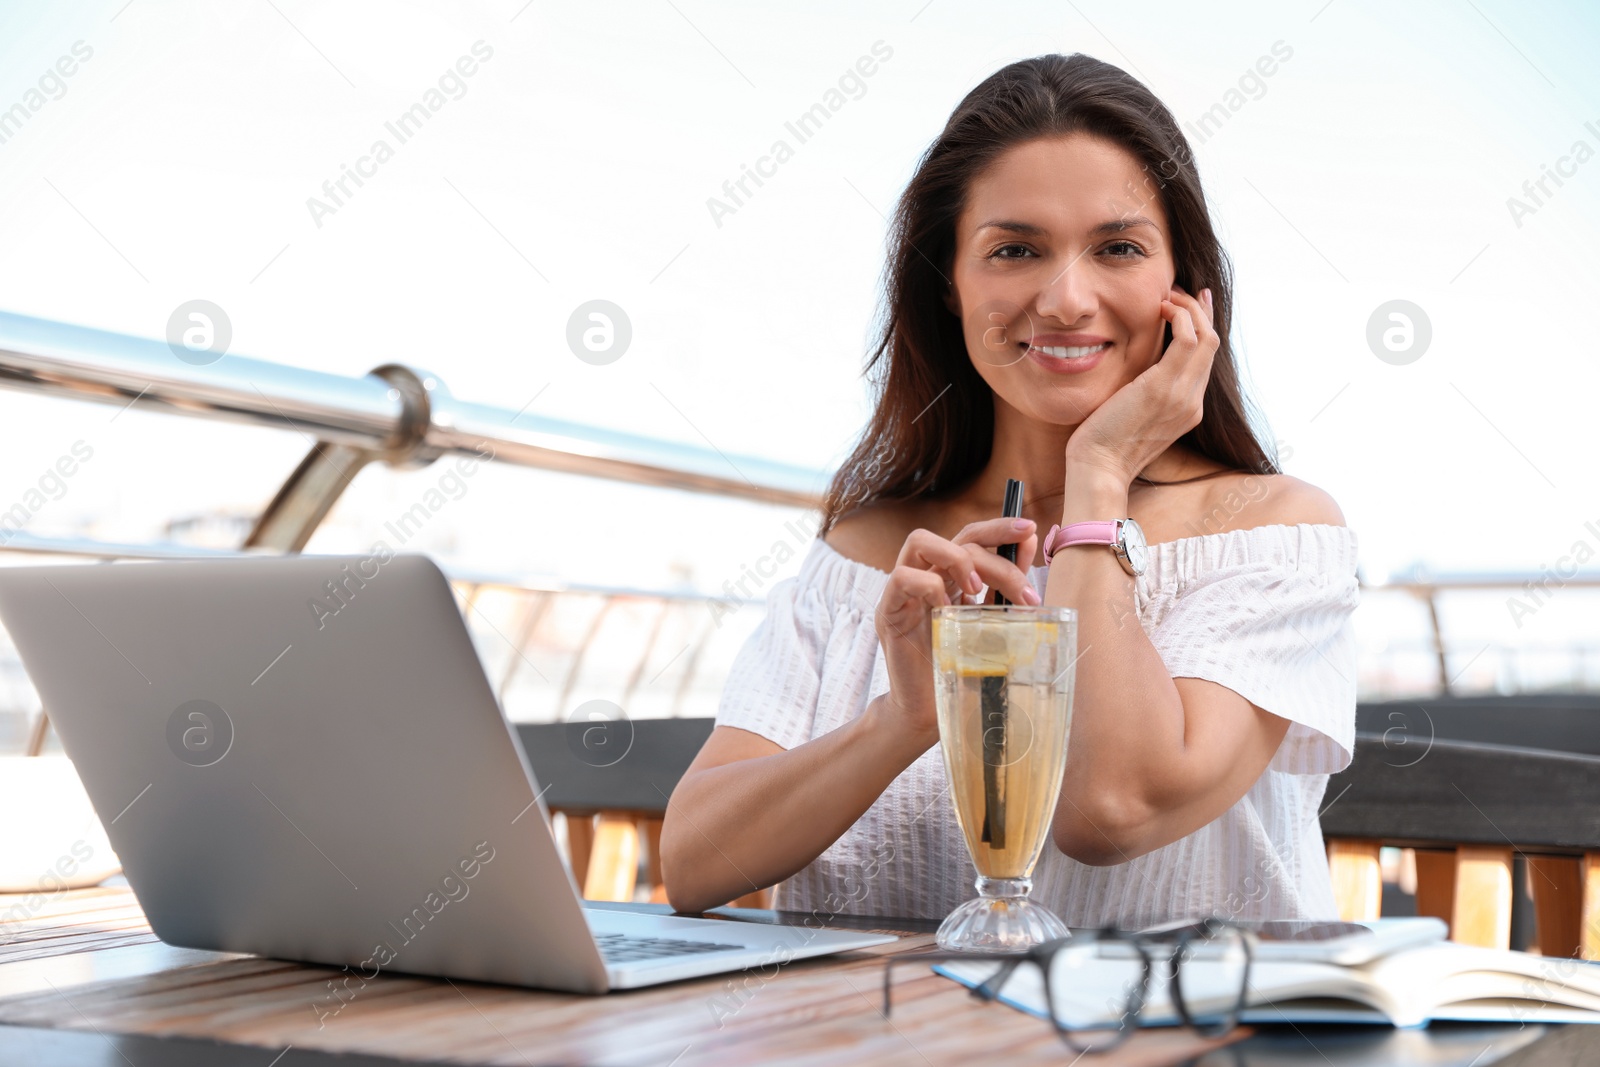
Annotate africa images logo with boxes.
[165,700,234,767]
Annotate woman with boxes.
[660,53,1359,929]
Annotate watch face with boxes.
[1120,519,1148,574]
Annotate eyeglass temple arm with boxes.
[971,958,1026,1002]
[881,958,898,1017]
[881,953,1029,1018]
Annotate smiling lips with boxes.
[1026,341,1108,359]
[1019,334,1111,371]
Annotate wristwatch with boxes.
[1043,519,1148,577]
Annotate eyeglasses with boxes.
[881,917,1257,1054]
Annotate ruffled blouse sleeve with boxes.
[713,541,842,751]
[1144,523,1361,775]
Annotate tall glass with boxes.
[932,604,1077,951]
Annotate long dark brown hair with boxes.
[818,53,1279,535]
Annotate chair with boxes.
[515,717,772,909]
[1321,696,1600,959]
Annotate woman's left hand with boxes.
[1064,284,1218,483]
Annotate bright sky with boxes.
[1,0,1597,689]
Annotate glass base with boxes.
[935,876,1070,952]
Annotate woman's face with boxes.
[948,133,1177,427]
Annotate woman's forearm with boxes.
[661,698,933,913]
[1041,465,1190,862]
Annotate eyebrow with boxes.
[975,215,1159,237]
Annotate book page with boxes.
[937,945,1600,1028]
[1364,943,1600,1019]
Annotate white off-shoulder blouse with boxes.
[714,522,1362,927]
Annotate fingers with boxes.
[895,528,976,596]
[895,526,1039,606]
[1159,285,1219,386]
[1015,528,1040,573]
[1171,283,1215,327]
[1164,285,1215,343]
[962,542,1041,605]
[877,565,950,625]
[954,519,1040,597]
[949,516,1040,551]
[1162,295,1197,347]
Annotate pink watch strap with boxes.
[1043,520,1119,564]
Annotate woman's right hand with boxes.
[872,518,1041,741]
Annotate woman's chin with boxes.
[1006,396,1097,428]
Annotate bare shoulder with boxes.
[1225,472,1346,529]
[1142,469,1345,543]
[822,499,928,573]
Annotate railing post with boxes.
[244,364,442,553]
[1423,588,1450,695]
[244,443,374,553]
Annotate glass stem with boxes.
[976,875,1032,900]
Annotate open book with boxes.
[937,928,1600,1029]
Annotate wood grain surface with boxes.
[0,886,1248,1066]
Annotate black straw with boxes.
[990,478,1024,606]
[979,478,1023,849]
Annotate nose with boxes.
[1034,250,1096,326]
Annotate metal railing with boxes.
[0,309,807,752]
[0,310,824,551]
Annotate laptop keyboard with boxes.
[594,932,747,964]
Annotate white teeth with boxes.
[1030,342,1108,359]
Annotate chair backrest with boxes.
[1356,695,1600,757]
[516,717,715,816]
[1320,732,1600,851]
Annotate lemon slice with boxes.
[936,615,1064,676]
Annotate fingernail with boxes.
[1012,518,1034,530]
[1022,587,1042,605]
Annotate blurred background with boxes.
[1,0,1598,758]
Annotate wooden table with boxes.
[0,886,1591,1066]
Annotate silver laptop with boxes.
[0,553,894,993]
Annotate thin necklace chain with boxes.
[1131,468,1241,486]
[1019,466,1239,507]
